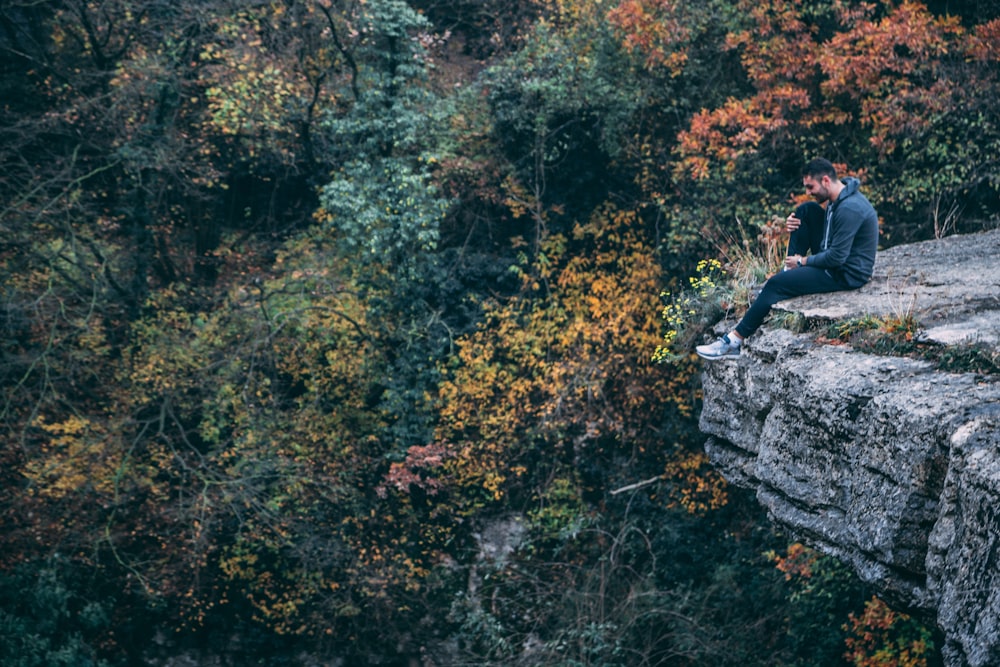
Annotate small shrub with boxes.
[653,258,728,363]
[844,596,936,667]
[766,542,870,664]
[830,314,882,341]
[935,343,1000,376]
[773,310,807,333]
[0,558,116,667]
[828,314,1000,377]
[827,313,921,356]
[719,214,790,310]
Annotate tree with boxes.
[3,0,988,663]
[1,0,460,658]
[664,0,1000,241]
[435,203,723,516]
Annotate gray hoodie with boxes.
[807,177,879,288]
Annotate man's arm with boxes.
[806,201,868,270]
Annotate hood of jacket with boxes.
[837,176,861,202]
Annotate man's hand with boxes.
[786,213,801,232]
[784,254,804,270]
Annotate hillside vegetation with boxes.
[1,1,997,664]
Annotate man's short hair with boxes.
[802,158,837,180]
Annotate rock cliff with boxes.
[698,229,1000,667]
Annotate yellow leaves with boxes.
[661,451,728,514]
[127,305,208,402]
[220,538,348,636]
[436,202,704,507]
[484,471,507,501]
[655,255,727,363]
[34,413,89,437]
[194,5,319,162]
[220,550,260,580]
[502,174,534,220]
[203,62,298,137]
[24,415,116,500]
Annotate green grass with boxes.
[808,314,999,376]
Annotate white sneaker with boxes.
[695,335,741,360]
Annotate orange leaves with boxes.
[768,545,937,665]
[770,541,820,581]
[676,0,975,176]
[607,0,691,74]
[843,596,935,667]
[726,0,820,89]
[674,0,825,178]
[676,97,795,180]
[823,2,952,93]
[672,0,827,178]
[966,18,1000,62]
[821,1,964,152]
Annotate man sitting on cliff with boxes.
[696,157,879,360]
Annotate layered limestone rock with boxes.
[698,229,1000,667]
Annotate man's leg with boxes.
[788,202,825,257]
[734,266,843,339]
[698,204,841,360]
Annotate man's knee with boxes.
[796,201,824,226]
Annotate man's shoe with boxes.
[695,335,741,360]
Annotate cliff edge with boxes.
[698,229,1000,667]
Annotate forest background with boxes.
[1,0,998,665]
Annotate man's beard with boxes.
[813,187,832,203]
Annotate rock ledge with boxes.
[699,229,1000,667]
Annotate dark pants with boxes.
[734,202,848,339]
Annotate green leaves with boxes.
[319,159,447,272]
[0,558,115,667]
[1,0,995,663]
[322,0,437,160]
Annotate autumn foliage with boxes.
[844,597,936,667]
[435,204,725,514]
[2,0,995,663]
